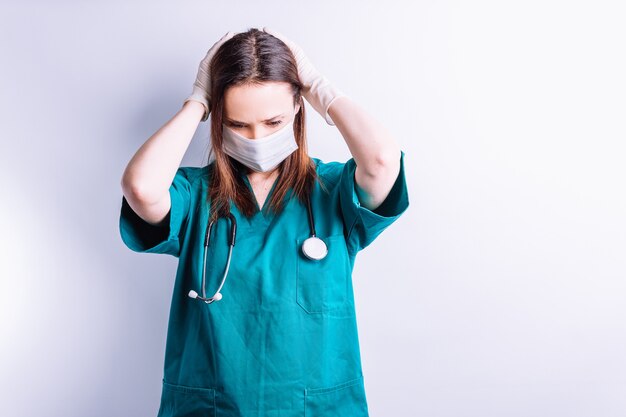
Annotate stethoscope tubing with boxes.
[191,193,324,304]
[306,194,317,238]
[201,212,236,303]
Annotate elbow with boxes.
[379,147,402,167]
[120,170,141,198]
[120,165,138,197]
[120,177,144,204]
[121,176,160,204]
[364,147,401,178]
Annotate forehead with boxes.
[224,82,293,123]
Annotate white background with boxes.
[1,1,625,416]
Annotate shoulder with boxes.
[310,156,356,188]
[176,165,210,187]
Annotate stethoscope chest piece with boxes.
[189,190,328,304]
[301,236,328,261]
[300,194,327,260]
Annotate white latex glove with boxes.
[262,27,346,126]
[184,31,237,122]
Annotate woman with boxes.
[119,27,409,417]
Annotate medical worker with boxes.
[119,27,409,417]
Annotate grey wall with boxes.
[1,1,625,416]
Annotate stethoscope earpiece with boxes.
[188,289,223,303]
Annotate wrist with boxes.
[326,94,348,124]
[183,99,208,120]
[306,80,346,126]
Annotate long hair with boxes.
[205,28,324,223]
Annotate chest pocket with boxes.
[295,234,354,316]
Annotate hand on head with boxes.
[261,27,346,126]
[184,28,346,126]
[184,31,238,122]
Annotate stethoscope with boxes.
[188,194,328,303]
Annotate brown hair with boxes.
[205,28,324,223]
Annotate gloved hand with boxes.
[184,31,237,122]
[262,27,346,126]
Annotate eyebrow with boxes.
[225,113,285,124]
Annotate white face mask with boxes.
[222,116,299,172]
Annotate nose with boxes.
[245,125,273,140]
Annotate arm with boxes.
[258,27,403,211]
[120,100,204,225]
[328,96,403,211]
[121,31,235,226]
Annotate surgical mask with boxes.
[222,117,298,172]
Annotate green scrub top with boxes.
[119,151,409,417]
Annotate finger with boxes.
[262,26,285,40]
[264,27,302,54]
[206,31,235,56]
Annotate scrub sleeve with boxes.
[327,150,409,255]
[119,167,193,257]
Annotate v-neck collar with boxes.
[241,171,279,219]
